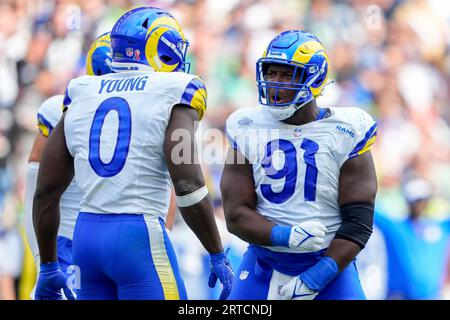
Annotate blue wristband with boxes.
[270,225,292,247]
[299,256,339,292]
[210,252,226,265]
[40,261,60,273]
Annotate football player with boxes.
[33,7,232,300]
[221,30,378,300]
[24,32,113,299]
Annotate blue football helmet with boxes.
[110,7,189,73]
[256,30,330,120]
[86,32,113,76]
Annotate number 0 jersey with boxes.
[226,106,377,252]
[63,70,206,220]
[37,95,81,240]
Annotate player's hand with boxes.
[288,221,327,252]
[208,250,234,300]
[271,221,327,252]
[35,262,75,300]
[278,276,318,300]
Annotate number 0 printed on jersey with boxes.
[88,97,132,177]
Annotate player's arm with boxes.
[164,105,233,299]
[25,107,56,263]
[221,148,326,250]
[325,150,377,270]
[164,105,223,253]
[24,133,48,262]
[33,114,74,264]
[221,148,274,245]
[28,133,47,163]
[32,114,75,300]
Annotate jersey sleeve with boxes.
[225,109,253,161]
[37,95,64,137]
[179,77,207,120]
[62,78,79,113]
[334,108,378,168]
[347,109,378,159]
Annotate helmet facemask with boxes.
[256,57,326,120]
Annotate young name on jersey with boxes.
[99,75,149,94]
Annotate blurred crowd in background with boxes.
[0,0,449,300]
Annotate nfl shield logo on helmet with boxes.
[126,47,134,57]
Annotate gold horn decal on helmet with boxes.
[145,26,180,72]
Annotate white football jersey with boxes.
[37,95,81,240]
[63,70,207,220]
[226,106,377,252]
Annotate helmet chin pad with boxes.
[266,96,313,121]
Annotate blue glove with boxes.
[208,250,234,300]
[35,262,75,300]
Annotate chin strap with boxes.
[319,79,335,97]
[289,94,313,115]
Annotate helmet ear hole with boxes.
[142,18,149,29]
[313,78,324,87]
[160,55,172,63]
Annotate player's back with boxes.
[64,70,205,219]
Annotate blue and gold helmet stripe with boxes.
[180,78,207,120]
[349,122,378,159]
[37,113,54,137]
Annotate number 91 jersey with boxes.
[63,71,206,219]
[226,106,377,252]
